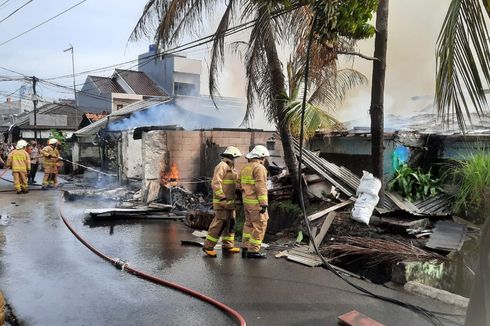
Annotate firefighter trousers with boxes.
[12,171,28,192]
[204,209,236,250]
[242,206,269,253]
[42,173,57,186]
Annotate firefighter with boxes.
[239,145,270,259]
[41,138,59,189]
[202,146,242,257]
[5,139,30,194]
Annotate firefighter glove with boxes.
[259,205,268,214]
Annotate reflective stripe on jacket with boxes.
[238,160,268,208]
[211,159,237,210]
[6,149,30,172]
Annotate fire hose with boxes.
[59,158,117,177]
[57,194,246,326]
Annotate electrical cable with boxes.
[0,0,87,47]
[57,194,246,326]
[294,4,461,326]
[0,0,33,24]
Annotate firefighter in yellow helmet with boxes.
[202,146,242,257]
[41,138,60,189]
[5,140,31,194]
[239,145,270,258]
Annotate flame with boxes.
[161,163,179,187]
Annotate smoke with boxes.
[107,98,275,131]
[335,0,452,125]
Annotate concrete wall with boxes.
[309,132,428,181]
[121,130,143,180]
[141,129,282,192]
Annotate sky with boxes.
[0,0,454,125]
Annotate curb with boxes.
[404,281,469,308]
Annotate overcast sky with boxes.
[0,0,454,124]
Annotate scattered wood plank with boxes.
[308,226,317,252]
[384,192,420,214]
[314,212,336,247]
[145,180,161,203]
[338,310,384,326]
[307,200,353,222]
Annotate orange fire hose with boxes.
[57,194,246,326]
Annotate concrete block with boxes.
[404,281,469,308]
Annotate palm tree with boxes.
[436,0,490,131]
[283,57,367,140]
[130,1,316,200]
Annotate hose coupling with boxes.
[113,258,128,271]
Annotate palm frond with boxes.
[436,0,490,132]
[283,94,344,140]
[130,0,218,50]
[209,0,237,99]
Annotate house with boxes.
[138,48,201,96]
[77,69,168,113]
[2,102,84,143]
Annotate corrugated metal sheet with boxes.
[294,139,453,216]
[426,220,467,251]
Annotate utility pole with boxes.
[370,0,389,203]
[63,44,77,106]
[32,76,38,141]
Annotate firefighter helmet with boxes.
[222,146,242,158]
[245,145,270,159]
[48,138,58,145]
[16,139,28,149]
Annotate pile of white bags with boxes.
[351,171,382,225]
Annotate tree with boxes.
[283,58,367,140]
[131,1,305,199]
[436,0,490,131]
[130,1,378,201]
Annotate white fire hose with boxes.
[60,157,117,177]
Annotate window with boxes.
[174,82,196,96]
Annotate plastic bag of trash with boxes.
[356,171,382,196]
[351,171,381,225]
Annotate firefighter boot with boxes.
[202,247,217,257]
[223,247,240,254]
[241,248,248,258]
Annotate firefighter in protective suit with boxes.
[203,146,243,257]
[5,140,30,194]
[41,138,60,189]
[239,145,270,258]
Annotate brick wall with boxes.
[141,129,283,192]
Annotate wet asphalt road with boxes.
[0,174,466,325]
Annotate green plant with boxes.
[50,129,69,152]
[388,164,442,201]
[449,151,490,215]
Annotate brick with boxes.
[338,310,384,326]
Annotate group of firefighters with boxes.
[203,144,271,259]
[1,138,62,193]
[2,139,269,257]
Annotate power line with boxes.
[0,0,11,9]
[0,65,27,76]
[0,0,87,47]
[45,4,294,82]
[0,0,33,24]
